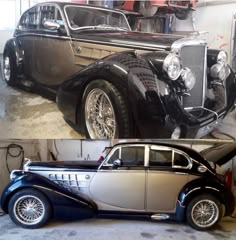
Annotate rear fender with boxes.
[4,38,24,76]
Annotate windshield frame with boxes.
[64,5,131,32]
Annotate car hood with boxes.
[25,161,99,171]
[71,30,183,51]
[200,142,236,166]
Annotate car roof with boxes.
[112,141,206,162]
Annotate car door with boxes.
[89,145,146,211]
[146,145,191,212]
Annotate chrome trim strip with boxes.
[71,37,166,51]
[205,186,220,192]
[64,4,131,32]
[15,32,71,40]
[185,187,201,197]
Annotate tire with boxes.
[82,79,131,139]
[175,9,191,20]
[186,194,222,231]
[8,188,51,229]
[3,48,17,86]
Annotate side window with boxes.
[149,149,172,167]
[107,149,119,164]
[173,151,190,168]
[121,147,144,166]
[39,5,65,31]
[18,7,38,31]
[28,7,39,30]
[19,12,29,31]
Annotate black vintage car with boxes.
[1,141,235,230]
[3,2,236,139]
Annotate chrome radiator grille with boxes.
[181,45,206,108]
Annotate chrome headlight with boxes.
[217,51,228,65]
[163,54,181,80]
[181,68,196,90]
[210,63,226,80]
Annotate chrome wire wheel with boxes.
[13,195,45,226]
[3,56,11,82]
[85,88,117,139]
[191,199,219,228]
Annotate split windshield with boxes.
[65,5,130,31]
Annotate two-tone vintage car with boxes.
[1,142,235,230]
[2,2,236,139]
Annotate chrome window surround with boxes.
[16,2,70,37]
[150,145,193,170]
[101,144,192,170]
[64,5,131,32]
[171,37,208,109]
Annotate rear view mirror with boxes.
[43,20,60,30]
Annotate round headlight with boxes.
[210,63,226,80]
[217,51,228,65]
[163,54,181,80]
[181,68,196,91]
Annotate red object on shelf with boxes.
[225,168,232,189]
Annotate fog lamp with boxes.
[210,63,226,80]
[181,68,196,90]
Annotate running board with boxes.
[151,214,170,220]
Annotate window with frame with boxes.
[107,148,119,164]
[28,7,39,30]
[149,149,172,167]
[121,147,144,166]
[173,152,190,168]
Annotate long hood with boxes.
[71,30,183,51]
[200,142,236,166]
[25,161,99,171]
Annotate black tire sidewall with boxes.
[82,79,131,139]
[3,48,17,86]
[186,194,222,231]
[8,189,51,229]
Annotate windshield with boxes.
[65,5,130,31]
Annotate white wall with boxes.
[174,0,236,65]
[0,139,40,195]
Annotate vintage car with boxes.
[2,2,236,139]
[1,141,235,230]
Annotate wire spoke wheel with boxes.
[13,195,45,225]
[85,88,117,139]
[3,56,11,82]
[191,199,219,228]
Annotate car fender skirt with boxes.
[0,171,97,216]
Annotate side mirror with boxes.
[113,159,122,167]
[43,20,60,30]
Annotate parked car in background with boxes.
[114,0,198,19]
[3,2,236,139]
[1,141,235,230]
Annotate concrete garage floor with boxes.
[0,55,83,139]
[0,215,236,240]
[0,54,236,139]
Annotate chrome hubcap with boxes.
[3,56,10,82]
[191,200,219,228]
[85,88,116,139]
[14,195,45,225]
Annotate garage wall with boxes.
[174,0,236,65]
[0,140,40,196]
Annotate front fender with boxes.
[1,171,96,215]
[57,53,169,137]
